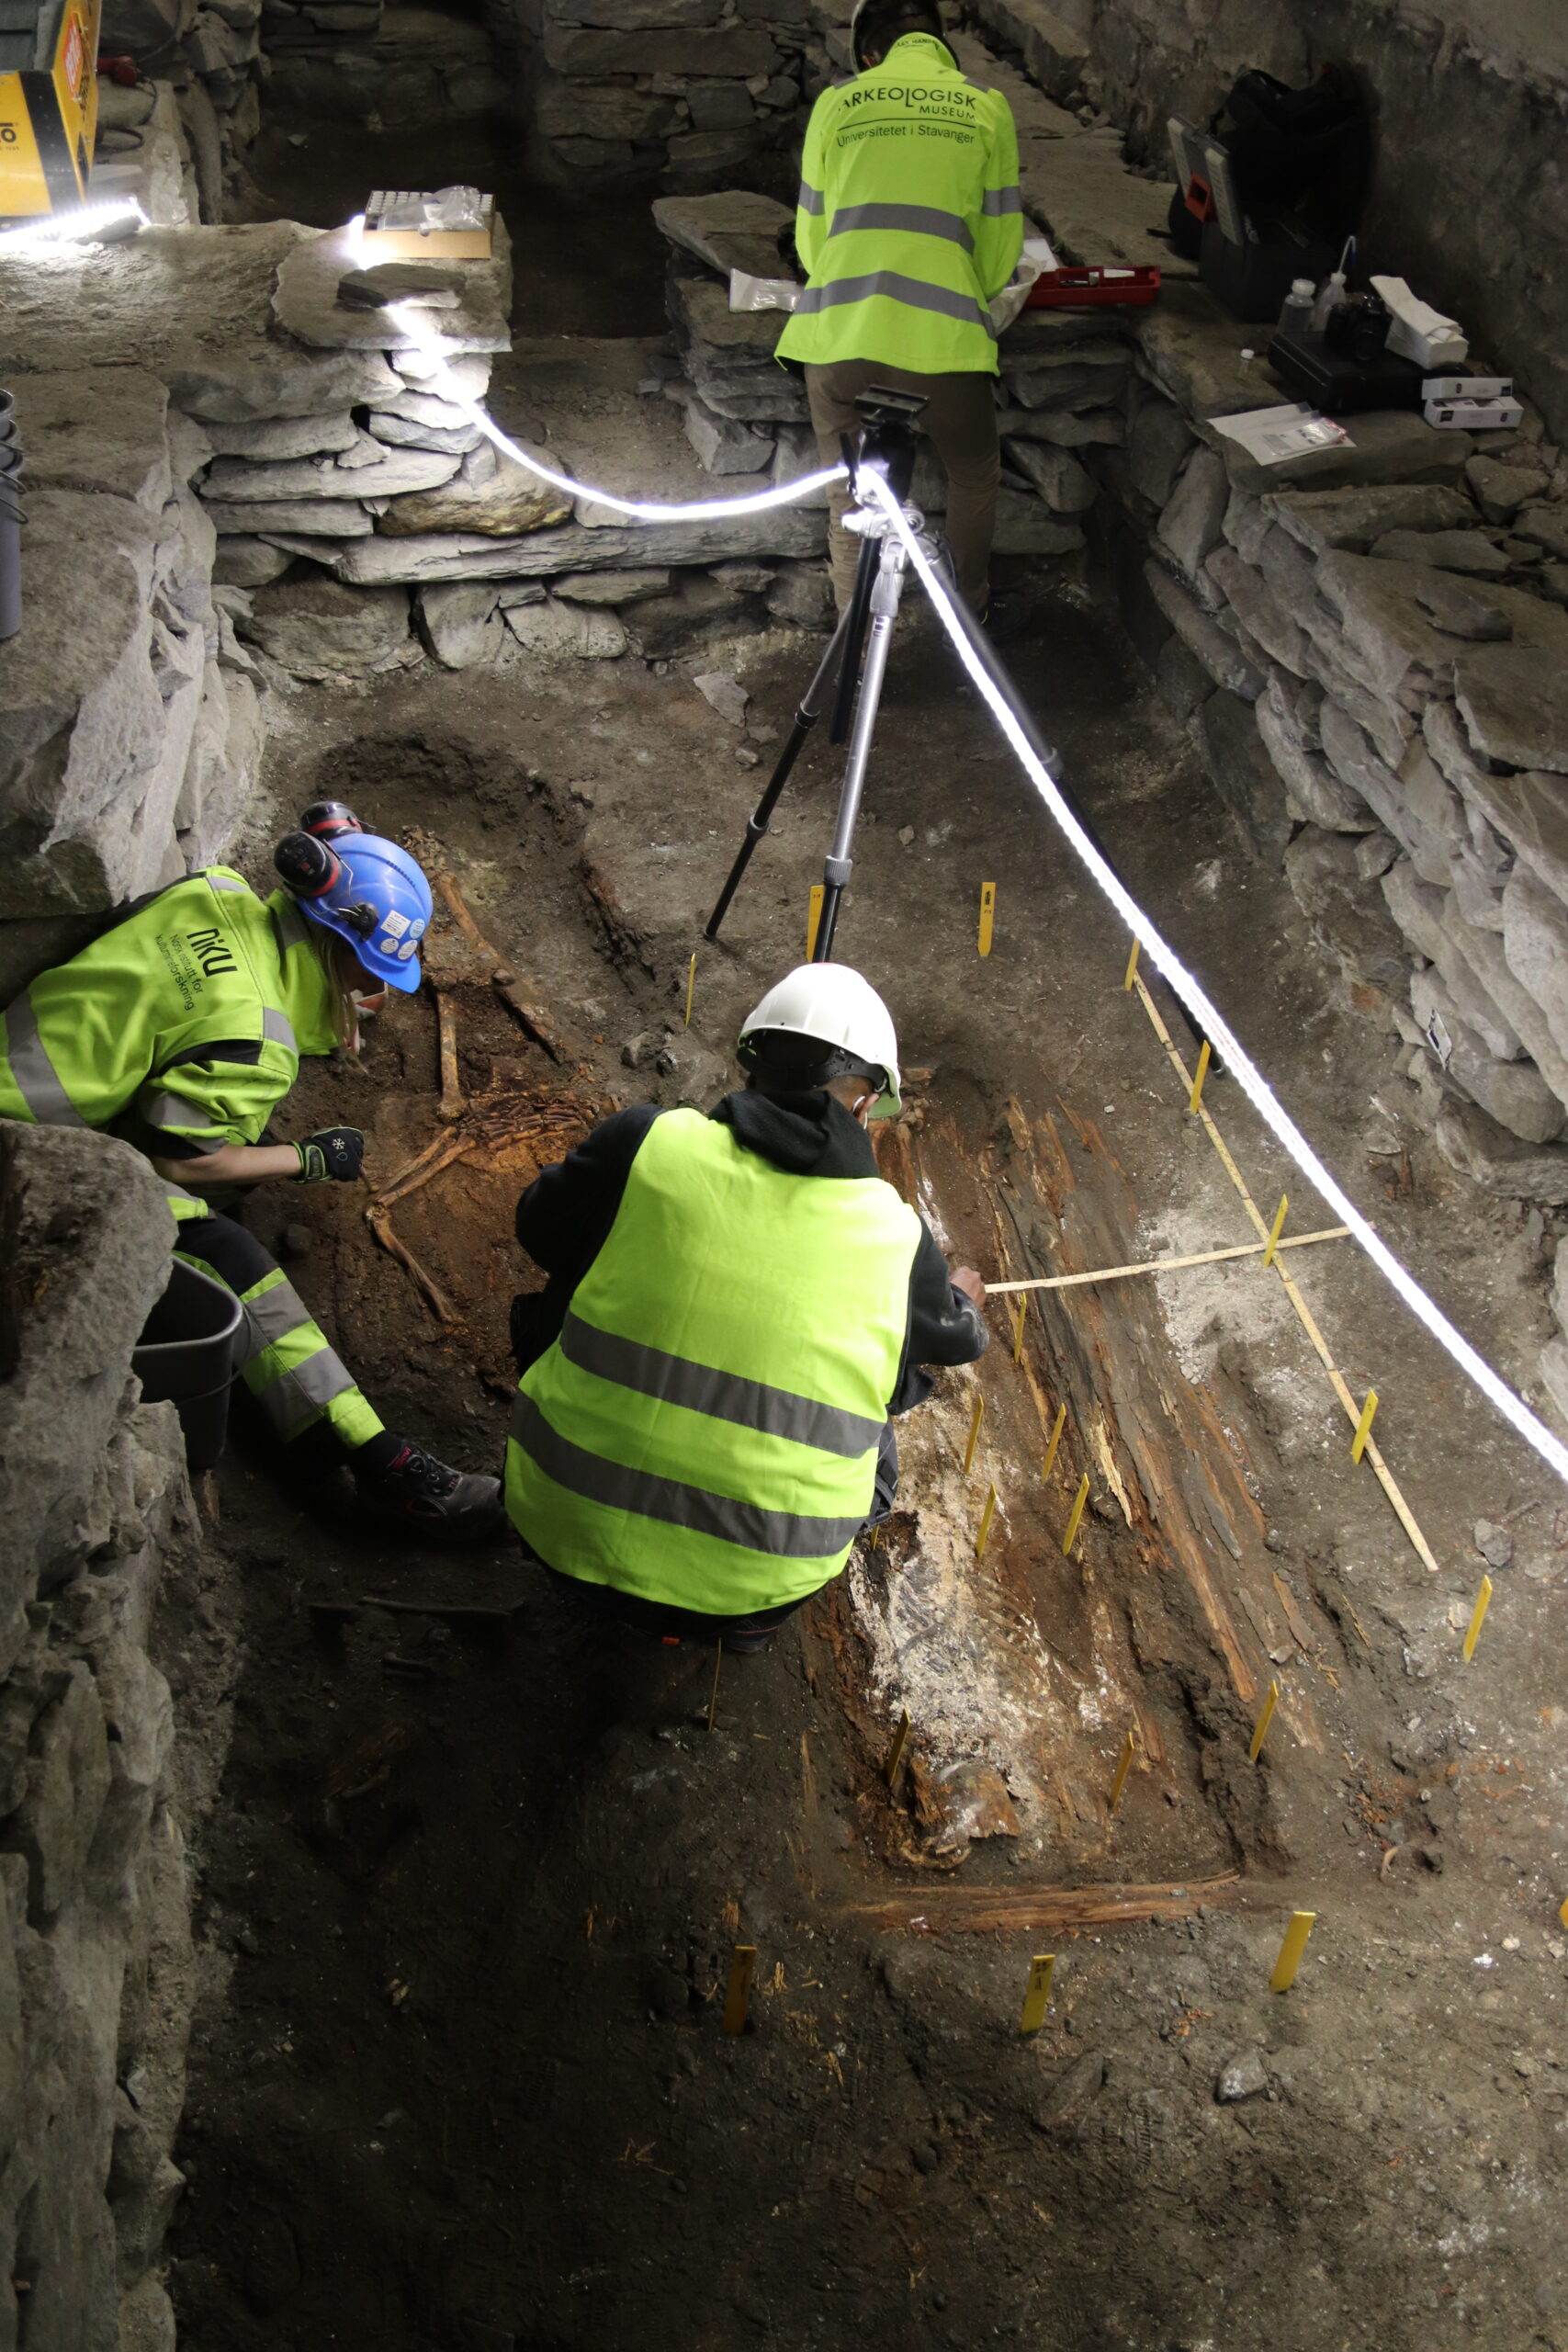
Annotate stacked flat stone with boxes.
[516,0,826,187]
[260,3,504,132]
[96,0,265,214]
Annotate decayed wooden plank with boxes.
[840,1873,1241,1935]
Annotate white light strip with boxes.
[0,198,150,251]
[385,295,846,524]
[863,473,1568,1491]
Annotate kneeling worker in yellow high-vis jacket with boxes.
[0,801,502,1541]
[504,964,987,1649]
[777,0,1023,616]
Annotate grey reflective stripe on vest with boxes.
[793,271,996,337]
[511,1393,867,1560]
[828,201,975,253]
[798,177,825,215]
[238,1278,316,1363]
[143,1093,224,1148]
[982,186,1022,215]
[263,1006,298,1053]
[3,992,87,1126]
[266,1347,358,1429]
[208,873,248,892]
[559,1310,885,1461]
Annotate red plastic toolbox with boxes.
[1026,264,1162,308]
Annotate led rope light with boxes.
[863,473,1568,1490]
[0,198,150,252]
[381,275,1568,1490]
[384,294,846,523]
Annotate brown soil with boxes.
[164,597,1568,2352]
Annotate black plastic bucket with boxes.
[132,1258,245,1472]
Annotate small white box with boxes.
[1423,374,1512,401]
[1424,395,1523,431]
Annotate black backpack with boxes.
[1168,63,1371,258]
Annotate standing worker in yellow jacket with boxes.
[777,0,1023,617]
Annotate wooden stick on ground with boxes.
[988,1227,1351,1294]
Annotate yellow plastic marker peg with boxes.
[1559,1896,1568,1932]
[1108,1728,1136,1813]
[1270,1910,1315,1993]
[807,883,824,959]
[1261,1193,1288,1270]
[706,1637,723,1734]
[1462,1574,1493,1663]
[963,1390,985,1476]
[683,950,697,1028]
[1012,1295,1028,1363]
[976,1482,998,1560]
[1020,1953,1055,2036]
[1122,937,1141,991]
[978,881,997,957]
[884,1707,911,1790]
[1188,1040,1212,1114]
[1248,1679,1280,1763]
[1351,1387,1379,1465]
[723,1944,758,2033]
[1042,1403,1066,1484]
[1062,1472,1090,1557]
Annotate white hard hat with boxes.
[738,962,902,1117]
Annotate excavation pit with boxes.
[158,625,1568,2350]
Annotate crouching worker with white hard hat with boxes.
[0,802,502,1541]
[503,964,987,1649]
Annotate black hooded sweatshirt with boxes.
[512,1090,987,1413]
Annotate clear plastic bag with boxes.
[728,269,800,313]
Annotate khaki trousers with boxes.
[804,359,1000,615]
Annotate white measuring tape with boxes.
[385,288,1568,1491]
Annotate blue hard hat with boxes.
[299,832,434,993]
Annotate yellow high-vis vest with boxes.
[777,30,1023,379]
[506,1108,922,1616]
[0,869,338,1212]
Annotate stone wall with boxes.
[953,10,1568,1408]
[972,0,1568,449]
[502,0,828,191]
[0,337,263,997]
[97,0,266,214]
[0,1123,209,2352]
[261,0,506,132]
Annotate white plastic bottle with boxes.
[1279,277,1314,336]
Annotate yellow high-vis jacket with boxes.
[777,29,1023,379]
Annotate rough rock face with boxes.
[0,1123,213,2352]
[0,368,262,925]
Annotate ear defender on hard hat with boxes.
[274,810,434,994]
[738,963,902,1117]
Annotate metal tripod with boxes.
[705,389,942,961]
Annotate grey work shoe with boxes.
[355,1438,505,1544]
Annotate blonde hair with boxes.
[310,929,372,1050]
